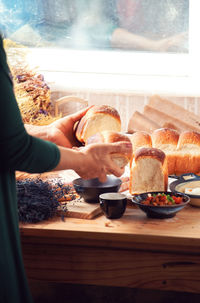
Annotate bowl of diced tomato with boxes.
[132,191,190,219]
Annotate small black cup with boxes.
[99,192,127,219]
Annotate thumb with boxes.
[71,106,94,123]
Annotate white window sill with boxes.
[26,48,200,97]
[42,71,200,98]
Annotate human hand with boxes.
[74,141,133,183]
[46,106,92,148]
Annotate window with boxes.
[0,0,188,53]
[1,0,198,95]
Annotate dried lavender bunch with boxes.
[16,178,70,223]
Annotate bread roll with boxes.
[175,131,200,175]
[75,105,121,144]
[130,131,152,156]
[86,131,132,168]
[130,147,168,194]
[152,128,179,175]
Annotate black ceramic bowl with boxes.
[132,191,190,219]
[73,175,122,203]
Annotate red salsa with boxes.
[141,193,183,206]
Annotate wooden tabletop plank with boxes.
[20,204,200,292]
[20,204,200,253]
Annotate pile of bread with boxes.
[75,104,200,195]
[130,128,200,194]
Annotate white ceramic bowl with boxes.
[170,173,200,207]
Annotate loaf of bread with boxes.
[151,128,179,175]
[130,128,200,178]
[130,147,168,194]
[75,105,121,144]
[86,130,132,168]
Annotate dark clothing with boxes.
[0,36,60,302]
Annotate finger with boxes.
[54,106,92,128]
[107,164,124,178]
[98,172,107,183]
[70,106,94,123]
[101,142,133,155]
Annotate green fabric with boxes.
[0,36,60,302]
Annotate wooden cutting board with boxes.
[58,198,102,219]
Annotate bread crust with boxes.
[75,105,121,143]
[135,147,166,164]
[177,131,200,149]
[174,131,200,175]
[152,128,179,147]
[152,128,180,175]
[130,131,152,153]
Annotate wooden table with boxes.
[20,203,200,294]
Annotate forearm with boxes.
[52,146,83,172]
[111,28,157,51]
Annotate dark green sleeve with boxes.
[0,37,60,173]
